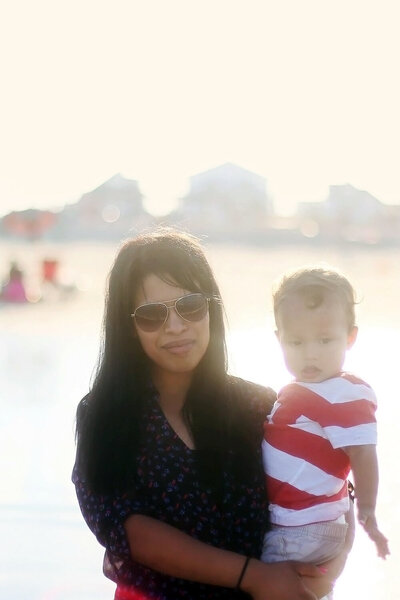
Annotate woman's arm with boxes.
[125,514,324,600]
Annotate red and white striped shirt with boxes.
[263,373,377,526]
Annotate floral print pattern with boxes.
[72,380,272,599]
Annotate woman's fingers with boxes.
[293,561,325,578]
[242,560,321,600]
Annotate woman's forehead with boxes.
[135,273,188,304]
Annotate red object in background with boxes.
[42,259,59,283]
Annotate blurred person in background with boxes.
[0,261,27,303]
[73,229,351,600]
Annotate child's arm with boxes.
[344,444,389,559]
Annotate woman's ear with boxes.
[347,325,358,349]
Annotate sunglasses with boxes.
[131,293,210,332]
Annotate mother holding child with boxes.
[73,228,354,599]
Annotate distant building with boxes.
[298,184,388,244]
[170,163,273,239]
[51,173,153,240]
[326,184,384,222]
[383,204,400,242]
[2,173,399,245]
[1,209,58,241]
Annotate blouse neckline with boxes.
[149,386,196,453]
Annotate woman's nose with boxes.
[164,307,187,332]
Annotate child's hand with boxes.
[358,510,390,559]
[369,529,390,559]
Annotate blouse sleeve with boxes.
[233,376,276,420]
[252,382,276,419]
[229,375,277,443]
[72,464,146,561]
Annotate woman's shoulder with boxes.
[226,375,276,415]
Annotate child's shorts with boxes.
[261,519,348,564]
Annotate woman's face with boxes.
[133,274,210,383]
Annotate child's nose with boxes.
[304,341,318,359]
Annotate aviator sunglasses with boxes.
[131,293,211,332]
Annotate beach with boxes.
[1,239,399,599]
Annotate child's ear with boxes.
[347,326,358,349]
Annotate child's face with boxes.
[276,292,358,383]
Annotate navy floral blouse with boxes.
[72,379,273,599]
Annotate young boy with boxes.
[262,266,389,566]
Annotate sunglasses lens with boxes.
[133,294,209,331]
[134,303,168,332]
[176,294,208,322]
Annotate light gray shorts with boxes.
[261,520,348,564]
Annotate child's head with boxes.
[273,266,358,382]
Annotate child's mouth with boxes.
[302,366,321,377]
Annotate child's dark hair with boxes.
[273,265,357,331]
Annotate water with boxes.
[1,241,399,599]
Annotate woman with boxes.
[73,229,350,599]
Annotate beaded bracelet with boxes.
[236,556,251,590]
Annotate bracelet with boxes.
[236,556,251,590]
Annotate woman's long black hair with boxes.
[75,228,263,495]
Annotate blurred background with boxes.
[1,1,399,598]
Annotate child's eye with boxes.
[320,338,332,344]
[288,340,301,346]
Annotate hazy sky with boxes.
[0,0,399,217]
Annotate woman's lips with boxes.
[162,339,195,355]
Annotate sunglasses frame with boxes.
[130,292,211,331]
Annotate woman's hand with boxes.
[302,545,349,599]
[301,570,333,600]
[240,559,324,600]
